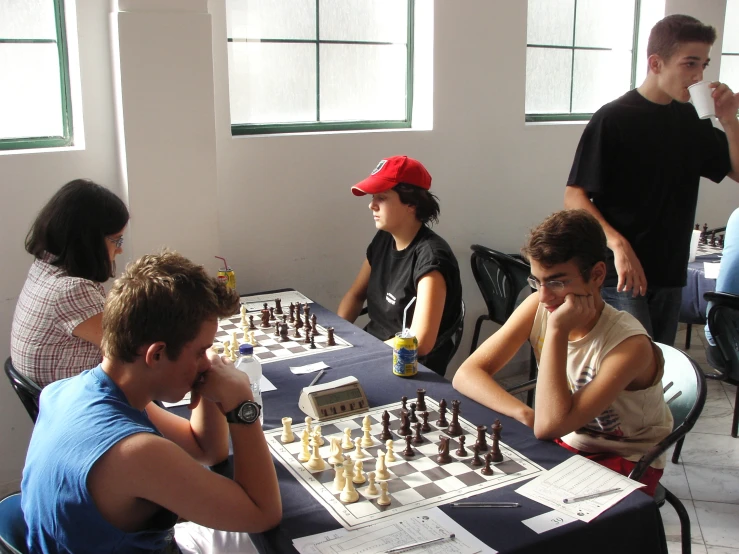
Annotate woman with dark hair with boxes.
[338,156,462,377]
[11,179,129,387]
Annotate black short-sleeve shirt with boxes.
[365,225,462,374]
[567,89,731,287]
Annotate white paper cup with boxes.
[689,229,702,262]
[688,81,715,119]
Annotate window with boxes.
[721,0,739,93]
[525,0,664,122]
[0,0,73,150]
[226,0,414,135]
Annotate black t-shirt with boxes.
[567,88,730,287]
[365,225,462,374]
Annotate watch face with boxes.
[238,402,258,423]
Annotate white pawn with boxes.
[249,331,257,346]
[340,460,359,503]
[377,481,391,506]
[353,460,366,484]
[328,438,343,465]
[222,340,232,359]
[306,437,326,471]
[366,472,378,495]
[229,343,238,362]
[333,463,346,493]
[375,451,390,480]
[385,440,396,462]
[361,415,374,447]
[341,428,353,450]
[353,437,365,460]
[298,434,311,463]
[281,417,294,443]
[305,416,313,437]
[313,425,324,446]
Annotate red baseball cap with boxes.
[351,156,432,196]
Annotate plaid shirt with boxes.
[10,253,105,387]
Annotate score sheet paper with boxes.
[515,456,644,522]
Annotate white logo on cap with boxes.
[371,159,387,175]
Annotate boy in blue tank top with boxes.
[22,251,281,553]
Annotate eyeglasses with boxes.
[106,235,124,248]
[527,276,574,291]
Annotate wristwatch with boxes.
[225,400,262,424]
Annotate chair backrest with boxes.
[629,343,707,481]
[0,493,27,554]
[470,245,531,325]
[3,358,42,424]
[705,291,739,381]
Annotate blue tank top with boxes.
[22,365,180,553]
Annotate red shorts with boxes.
[554,438,663,497]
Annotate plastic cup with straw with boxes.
[393,297,419,377]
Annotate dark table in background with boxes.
[178,292,666,554]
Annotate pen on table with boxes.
[562,487,622,504]
[450,501,520,508]
[383,533,455,553]
[309,370,325,387]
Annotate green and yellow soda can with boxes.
[393,332,418,377]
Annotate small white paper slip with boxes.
[704,261,721,279]
[522,510,577,534]
[290,361,330,374]
[260,375,277,392]
[293,528,349,554]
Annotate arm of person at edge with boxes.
[88,351,281,533]
[711,81,739,182]
[453,293,539,428]
[398,270,446,357]
[72,313,104,347]
[532,293,656,440]
[337,260,371,323]
[564,186,647,298]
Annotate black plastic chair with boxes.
[470,245,536,405]
[4,358,42,424]
[704,291,739,438]
[0,493,27,554]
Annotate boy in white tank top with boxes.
[453,210,672,495]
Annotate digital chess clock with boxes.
[298,376,369,421]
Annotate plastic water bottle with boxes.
[234,344,263,425]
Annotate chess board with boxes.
[265,397,544,530]
[695,242,723,257]
[214,314,352,365]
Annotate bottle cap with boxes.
[239,344,254,355]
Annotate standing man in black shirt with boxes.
[565,14,739,346]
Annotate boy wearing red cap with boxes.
[338,156,463,376]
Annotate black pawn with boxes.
[481,452,495,475]
[436,399,448,427]
[455,436,467,457]
[269,307,275,321]
[421,412,431,432]
[274,320,281,337]
[248,315,256,330]
[401,396,408,411]
[412,422,424,444]
[303,330,311,344]
[409,403,418,423]
[380,411,392,441]
[475,425,488,452]
[403,435,415,457]
[309,334,316,349]
[437,437,452,464]
[471,445,483,467]
[416,388,427,412]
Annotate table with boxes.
[177,291,667,554]
[680,252,721,348]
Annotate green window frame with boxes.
[228,0,415,136]
[525,0,642,123]
[0,0,73,151]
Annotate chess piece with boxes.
[436,399,448,427]
[260,305,271,328]
[293,325,301,339]
[333,463,346,493]
[376,481,391,506]
[490,420,504,462]
[303,304,311,323]
[361,415,374,447]
[353,437,365,460]
[409,403,418,423]
[231,331,239,352]
[481,452,495,476]
[269,307,275,321]
[310,334,316,349]
[250,331,257,346]
[341,428,353,450]
[403,435,415,457]
[327,327,336,346]
[304,329,312,344]
[295,302,303,329]
[304,318,312,335]
[281,417,294,443]
[289,303,295,323]
[456,435,468,457]
[711,230,717,247]
[240,304,247,327]
[475,425,489,452]
[274,298,283,315]
[305,417,313,436]
[306,437,326,471]
[353,460,366,484]
[412,422,424,445]
[401,396,408,411]
[421,411,431,432]
[396,410,411,436]
[471,444,483,467]
[310,313,319,335]
[298,431,311,462]
[366,472,378,495]
[340,460,359,503]
[248,315,256,330]
[695,223,700,230]
[385,439,396,462]
[313,425,324,446]
[328,438,343,465]
[447,400,463,436]
[375,451,390,480]
[437,436,452,464]
[279,323,290,342]
[380,410,392,441]
[274,321,281,337]
[416,388,427,412]
[222,340,231,359]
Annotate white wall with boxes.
[1,0,737,493]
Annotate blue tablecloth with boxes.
[680,253,722,325]
[175,293,666,554]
